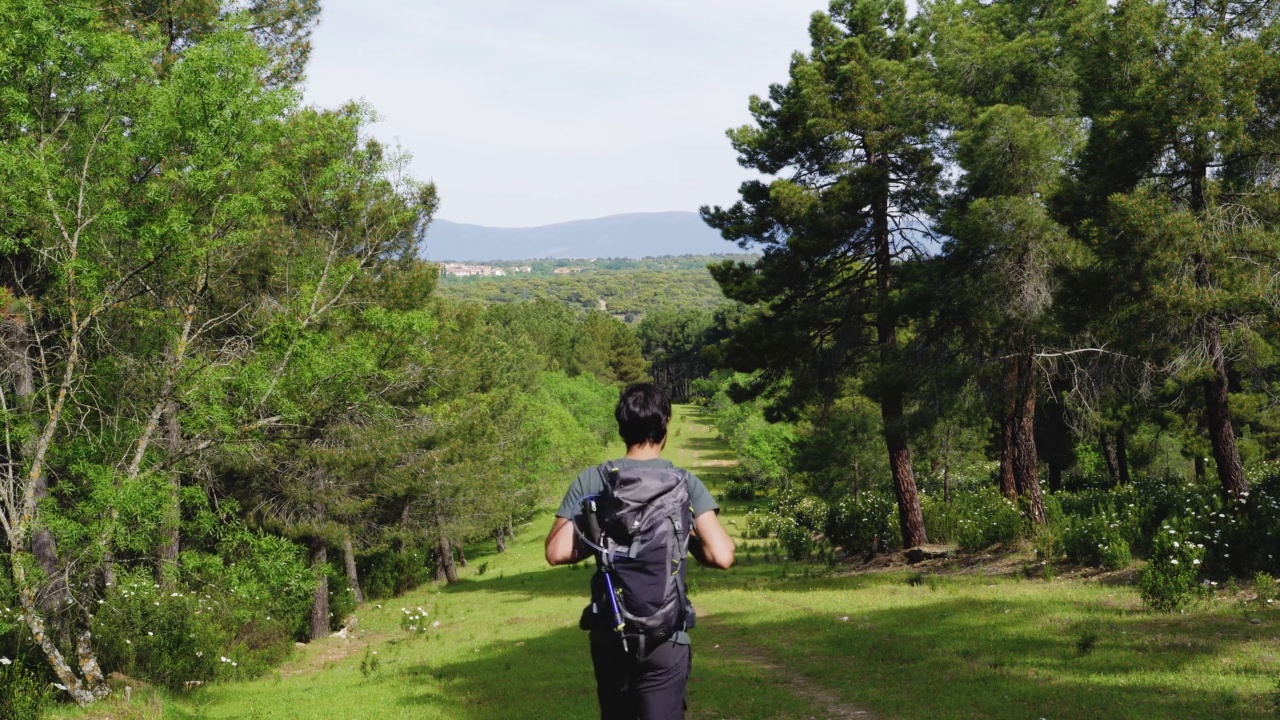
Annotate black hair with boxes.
[615,383,671,448]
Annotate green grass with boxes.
[53,406,1280,719]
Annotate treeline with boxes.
[686,0,1280,607]
[0,2,640,711]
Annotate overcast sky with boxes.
[301,1,855,227]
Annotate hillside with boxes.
[420,212,738,261]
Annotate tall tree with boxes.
[702,0,940,547]
[1062,0,1280,500]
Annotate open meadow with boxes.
[49,406,1280,720]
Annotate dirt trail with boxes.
[677,409,881,720]
[705,628,882,720]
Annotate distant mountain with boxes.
[420,211,737,261]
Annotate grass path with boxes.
[56,405,1280,719]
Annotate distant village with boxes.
[440,263,533,277]
[440,263,585,277]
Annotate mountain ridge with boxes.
[420,211,737,261]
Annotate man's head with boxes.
[615,383,671,449]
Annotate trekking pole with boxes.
[601,567,629,653]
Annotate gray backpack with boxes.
[577,463,695,648]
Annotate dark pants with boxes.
[589,632,691,720]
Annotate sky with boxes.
[301,1,853,228]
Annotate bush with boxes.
[1060,508,1136,570]
[92,568,298,690]
[722,479,757,501]
[742,508,781,540]
[924,486,1025,552]
[91,529,312,690]
[720,468,759,501]
[358,545,434,600]
[827,491,899,553]
[775,515,820,560]
[0,659,52,720]
[1139,522,1207,612]
[327,562,357,631]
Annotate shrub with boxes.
[742,509,781,540]
[721,468,759,501]
[775,515,820,560]
[925,487,1025,552]
[91,528,312,690]
[722,480,757,501]
[827,491,899,553]
[92,567,302,689]
[359,545,434,600]
[327,562,358,631]
[1256,572,1279,605]
[1139,523,1207,612]
[1060,508,1135,570]
[0,659,52,720]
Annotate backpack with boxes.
[577,463,695,649]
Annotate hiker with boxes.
[545,382,735,720]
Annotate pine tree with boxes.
[703,0,940,547]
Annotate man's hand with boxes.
[689,510,735,569]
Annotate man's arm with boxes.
[545,516,578,566]
[688,510,735,569]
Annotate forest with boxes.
[2,0,1280,716]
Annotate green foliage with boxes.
[923,487,1027,553]
[1060,507,1139,570]
[827,491,900,554]
[1139,523,1208,612]
[1255,572,1279,606]
[359,645,382,678]
[91,568,297,690]
[0,658,52,720]
[358,547,434,601]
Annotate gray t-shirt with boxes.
[556,458,719,520]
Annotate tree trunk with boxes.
[157,401,181,585]
[1048,461,1062,494]
[11,555,109,706]
[435,536,458,584]
[1115,425,1131,485]
[1100,431,1121,487]
[495,527,507,553]
[1195,454,1206,482]
[1202,316,1247,499]
[872,171,926,549]
[30,473,69,611]
[309,537,329,641]
[1011,353,1045,525]
[342,533,363,605]
[999,358,1020,502]
[455,544,467,568]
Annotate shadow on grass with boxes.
[697,598,1274,719]
[388,590,1275,720]
[393,621,827,720]
[680,436,739,463]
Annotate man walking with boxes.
[545,383,735,720]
